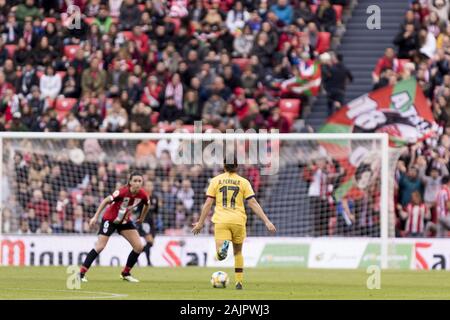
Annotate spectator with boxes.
[233,25,254,58]
[93,5,113,34]
[183,89,202,124]
[26,189,50,222]
[40,65,62,100]
[202,92,226,124]
[303,155,330,237]
[33,36,56,67]
[15,0,43,24]
[61,65,81,99]
[26,208,40,233]
[101,100,128,132]
[267,107,290,133]
[13,38,32,67]
[81,57,107,96]
[106,58,129,98]
[177,179,195,212]
[73,205,85,233]
[429,0,450,24]
[435,175,450,237]
[293,0,315,27]
[159,95,182,124]
[165,73,184,110]
[398,165,424,207]
[10,111,28,131]
[419,27,437,59]
[397,191,430,237]
[270,0,293,26]
[119,0,142,30]
[16,61,39,97]
[37,220,53,234]
[322,53,353,116]
[129,102,152,132]
[226,1,250,34]
[316,0,337,34]
[18,218,32,234]
[394,23,419,59]
[160,179,177,230]
[3,13,20,44]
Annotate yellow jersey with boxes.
[206,172,255,226]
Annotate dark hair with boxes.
[224,155,238,173]
[442,175,450,185]
[128,171,144,184]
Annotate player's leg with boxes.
[79,219,114,281]
[79,234,110,281]
[119,227,145,282]
[143,234,154,266]
[214,223,231,261]
[231,224,246,289]
[139,222,154,266]
[232,242,244,289]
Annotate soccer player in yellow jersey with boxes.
[192,158,276,290]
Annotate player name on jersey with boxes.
[218,179,241,186]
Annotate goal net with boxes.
[0,132,391,267]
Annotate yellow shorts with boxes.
[214,223,246,244]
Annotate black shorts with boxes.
[138,221,156,237]
[98,219,137,236]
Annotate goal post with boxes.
[0,131,391,269]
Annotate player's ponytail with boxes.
[128,171,144,185]
[223,155,238,173]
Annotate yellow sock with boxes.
[234,252,244,283]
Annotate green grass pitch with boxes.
[0,266,450,299]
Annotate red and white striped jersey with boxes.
[405,203,428,234]
[436,185,450,219]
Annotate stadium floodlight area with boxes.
[0,132,391,268]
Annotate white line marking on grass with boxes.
[0,288,128,300]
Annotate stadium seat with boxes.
[64,45,80,61]
[55,98,77,122]
[232,58,251,72]
[5,44,17,58]
[151,112,160,125]
[168,17,181,34]
[84,17,95,25]
[316,32,331,54]
[333,5,343,23]
[121,31,134,41]
[46,97,56,109]
[43,17,57,25]
[279,99,301,117]
[281,112,295,132]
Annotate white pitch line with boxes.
[0,288,128,300]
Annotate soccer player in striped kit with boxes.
[79,172,150,282]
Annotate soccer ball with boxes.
[211,271,229,288]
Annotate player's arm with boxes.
[136,203,150,224]
[192,196,215,235]
[89,196,113,227]
[247,197,276,233]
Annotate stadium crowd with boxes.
[0,0,349,236]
